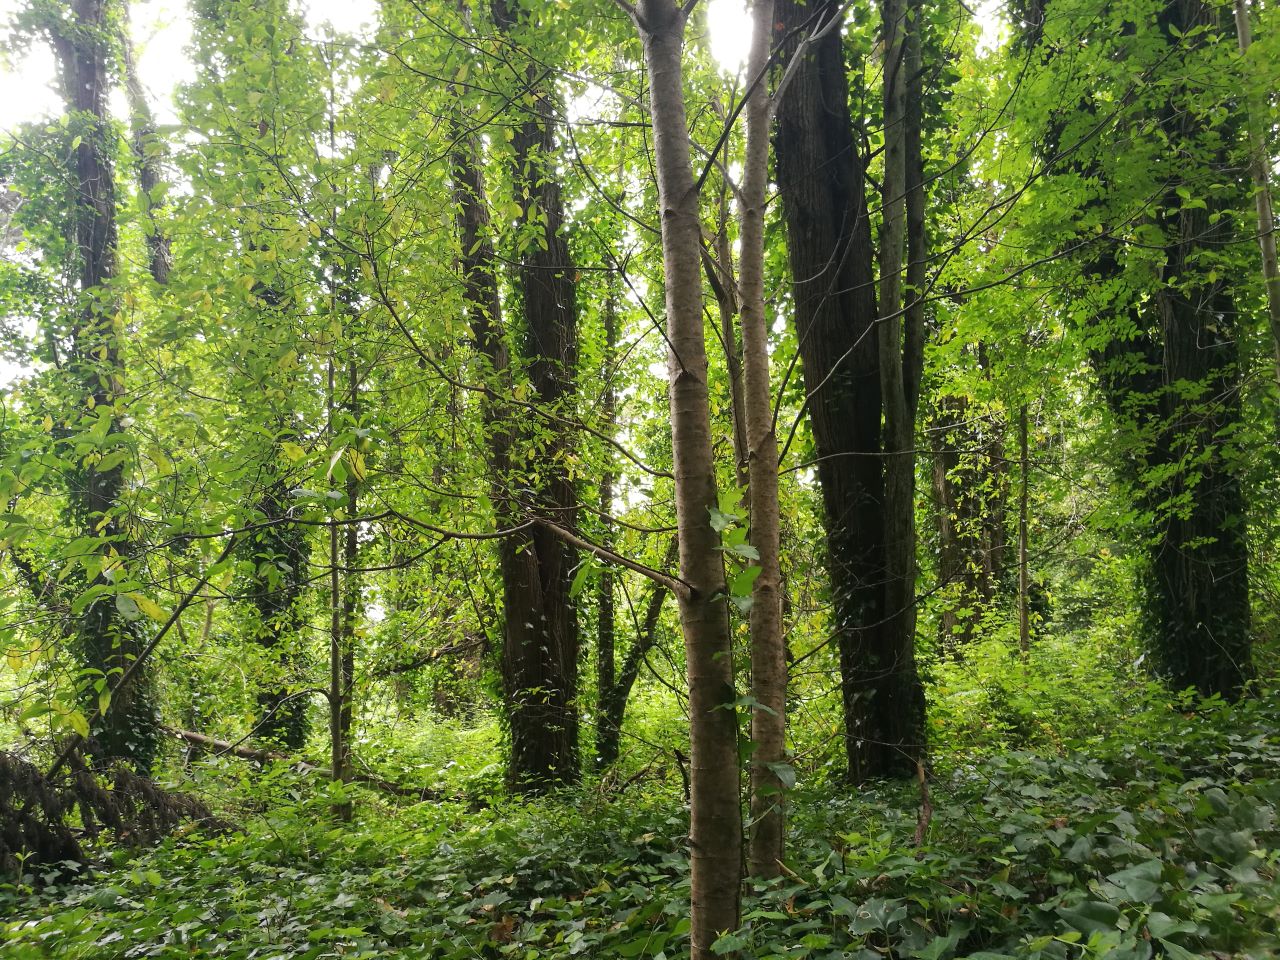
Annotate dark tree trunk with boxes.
[1075,0,1253,699]
[1018,0,1255,700]
[929,394,1008,653]
[245,485,311,749]
[596,555,672,769]
[596,290,619,769]
[49,0,157,772]
[773,0,922,781]
[489,0,581,793]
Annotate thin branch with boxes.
[533,519,689,598]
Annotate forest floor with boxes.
[2,693,1278,960]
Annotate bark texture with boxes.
[739,0,787,880]
[49,0,157,772]
[634,1,743,952]
[245,485,311,749]
[490,0,582,792]
[875,0,927,772]
[773,0,924,781]
[1071,0,1252,698]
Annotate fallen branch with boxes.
[164,728,442,802]
[1,749,221,876]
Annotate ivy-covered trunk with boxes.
[1073,0,1253,699]
[490,0,581,793]
[48,0,157,772]
[245,485,311,749]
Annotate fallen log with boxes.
[2,748,222,877]
[164,727,442,802]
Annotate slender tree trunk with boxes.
[326,357,348,813]
[336,354,361,817]
[875,0,927,773]
[597,539,678,767]
[597,289,619,769]
[738,0,786,880]
[706,217,750,488]
[47,0,157,772]
[120,4,171,286]
[631,1,743,952]
[1232,0,1280,388]
[1017,404,1030,657]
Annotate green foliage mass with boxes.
[3,692,1278,960]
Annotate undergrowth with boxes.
[1,695,1277,959]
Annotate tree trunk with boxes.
[1017,404,1031,657]
[597,289,619,769]
[489,0,582,793]
[739,0,787,880]
[246,485,311,749]
[48,0,157,773]
[773,0,921,781]
[1080,0,1252,699]
[597,545,675,768]
[875,0,927,773]
[1231,0,1280,390]
[120,4,171,286]
[632,1,743,952]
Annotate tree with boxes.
[737,0,787,880]
[619,0,744,952]
[773,0,926,781]
[1018,0,1254,698]
[488,0,583,793]
[45,0,157,770]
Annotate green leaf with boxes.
[729,566,761,597]
[115,594,142,621]
[1055,900,1121,935]
[1104,860,1162,902]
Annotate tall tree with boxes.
[773,0,925,781]
[1021,0,1253,697]
[738,0,787,880]
[486,0,583,792]
[620,0,744,952]
[45,0,157,770]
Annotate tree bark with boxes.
[1231,0,1280,390]
[875,0,927,773]
[490,0,582,793]
[120,4,171,286]
[596,290,619,769]
[1017,404,1031,657]
[773,0,922,780]
[631,1,743,952]
[48,0,157,773]
[597,542,676,769]
[1074,0,1253,699]
[739,0,787,881]
[246,485,311,749]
